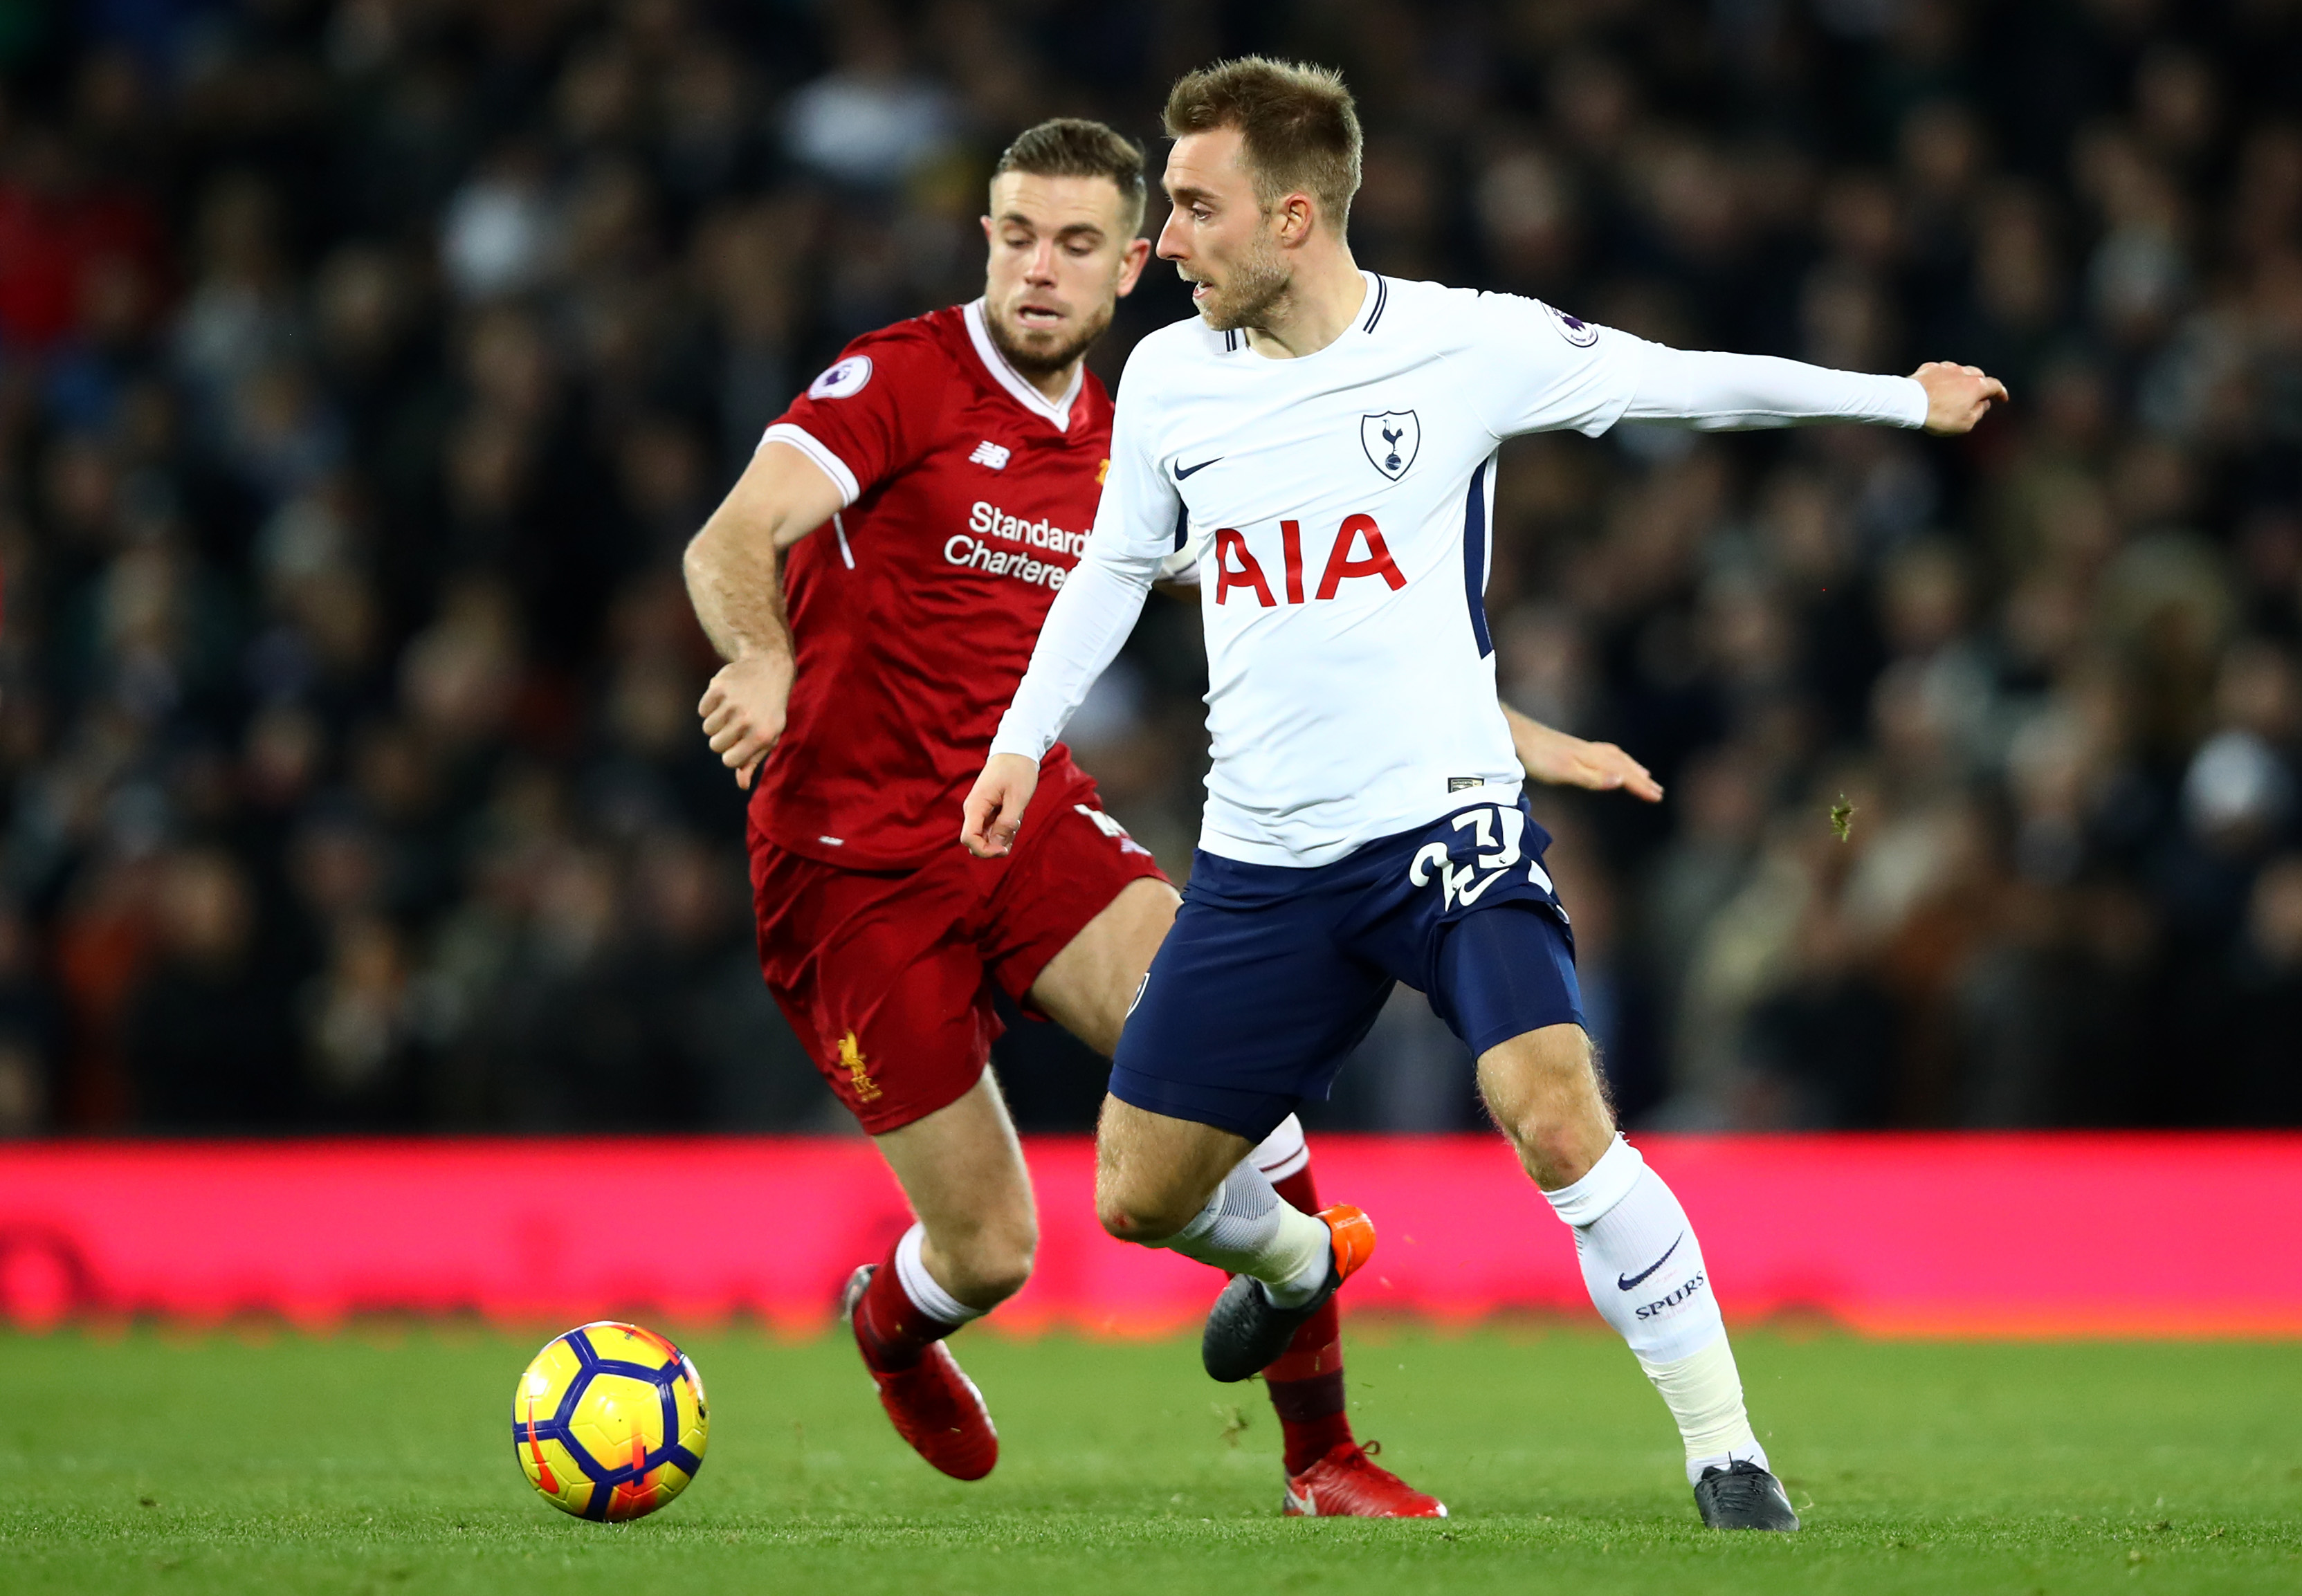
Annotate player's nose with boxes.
[1156,210,1189,262]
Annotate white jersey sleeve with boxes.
[1621,342,1928,430]
[1459,293,1650,439]
[988,356,1176,762]
[1456,290,1928,438]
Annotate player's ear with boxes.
[1275,192,1316,248]
[1115,235,1151,298]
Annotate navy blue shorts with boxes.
[1110,795,1584,1142]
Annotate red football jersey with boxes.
[751,301,1114,868]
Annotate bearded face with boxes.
[979,169,1144,385]
[1184,220,1292,333]
[984,288,1116,378]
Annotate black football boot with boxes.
[1692,1459,1801,1530]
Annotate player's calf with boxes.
[1532,1120,1793,1525]
[1477,1024,1793,1528]
[845,1074,1036,1480]
[916,1211,1035,1309]
[1095,1097,1359,1364]
[874,1072,1039,1309]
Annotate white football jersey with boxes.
[994,273,1926,868]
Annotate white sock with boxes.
[1544,1136,1761,1477]
[1151,1160,1331,1307]
[893,1222,985,1326]
[1248,1114,1310,1182]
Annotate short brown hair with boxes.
[994,118,1148,234]
[1163,57,1362,232]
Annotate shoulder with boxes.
[1077,364,1116,422]
[1361,277,1481,338]
[801,309,968,405]
[1118,313,1230,385]
[1108,316,1230,437]
[1373,278,1600,346]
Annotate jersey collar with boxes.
[1221,272,1386,359]
[964,298,1084,433]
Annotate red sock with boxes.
[1266,1162,1357,1474]
[850,1238,958,1373]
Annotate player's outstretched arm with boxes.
[1618,342,2006,435]
[682,442,846,789]
[1504,704,1663,802]
[960,752,1042,859]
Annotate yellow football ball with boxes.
[513,1321,709,1521]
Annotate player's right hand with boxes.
[961,753,1040,859]
[1910,361,2008,434]
[697,650,795,790]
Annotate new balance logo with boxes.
[968,441,1011,469]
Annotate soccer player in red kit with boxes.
[680,119,1455,1515]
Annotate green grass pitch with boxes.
[2,1323,2297,1594]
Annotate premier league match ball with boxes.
[513,1321,710,1521]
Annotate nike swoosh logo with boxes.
[1617,1233,1683,1291]
[1173,457,1221,479]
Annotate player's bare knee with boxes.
[983,1216,1040,1296]
[1514,1115,1609,1189]
[1096,1194,1175,1245]
[1480,1024,1614,1187]
[1095,1180,1200,1245]
[961,1247,1034,1305]
[934,1221,1036,1307]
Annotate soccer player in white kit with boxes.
[964,57,2006,1529]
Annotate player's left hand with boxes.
[697,648,795,790]
[1910,362,2008,434]
[962,753,1041,858]
[1513,718,1663,802]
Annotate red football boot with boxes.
[840,1264,998,1481]
[1282,1441,1448,1518]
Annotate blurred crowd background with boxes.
[1,0,2298,1139]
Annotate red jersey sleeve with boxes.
[760,322,951,506]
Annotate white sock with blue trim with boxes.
[1543,1135,1765,1483]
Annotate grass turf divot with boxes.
[1,1325,2296,1594]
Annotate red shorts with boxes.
[748,758,1169,1134]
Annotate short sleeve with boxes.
[760,327,948,506]
[1461,292,1653,441]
